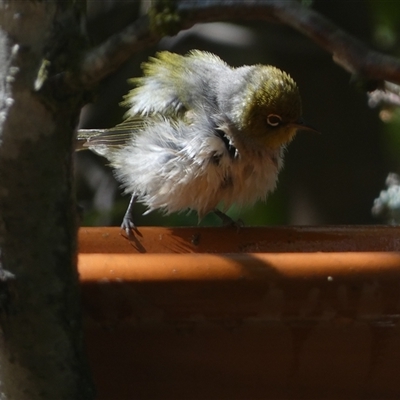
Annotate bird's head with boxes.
[236,66,315,149]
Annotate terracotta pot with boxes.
[79,226,400,399]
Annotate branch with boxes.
[78,0,400,88]
[79,14,158,87]
[265,1,400,83]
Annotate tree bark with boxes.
[0,2,94,399]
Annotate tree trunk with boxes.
[0,2,94,399]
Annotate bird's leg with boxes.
[121,194,138,236]
[213,208,244,228]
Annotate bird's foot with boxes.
[121,194,139,237]
[214,209,244,230]
[121,215,137,237]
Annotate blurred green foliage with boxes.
[369,0,400,50]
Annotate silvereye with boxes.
[78,50,315,233]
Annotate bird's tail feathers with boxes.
[76,118,144,151]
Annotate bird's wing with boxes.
[121,52,188,118]
[121,51,227,118]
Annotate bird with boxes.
[77,50,316,234]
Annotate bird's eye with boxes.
[267,114,282,127]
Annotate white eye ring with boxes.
[267,114,282,127]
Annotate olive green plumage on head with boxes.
[238,65,303,149]
[77,50,315,233]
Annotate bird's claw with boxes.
[225,217,244,232]
[121,216,137,237]
[214,209,244,231]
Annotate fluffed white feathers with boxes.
[107,110,282,219]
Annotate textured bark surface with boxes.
[0,2,94,399]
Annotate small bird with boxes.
[78,50,316,233]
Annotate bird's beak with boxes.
[290,119,320,134]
